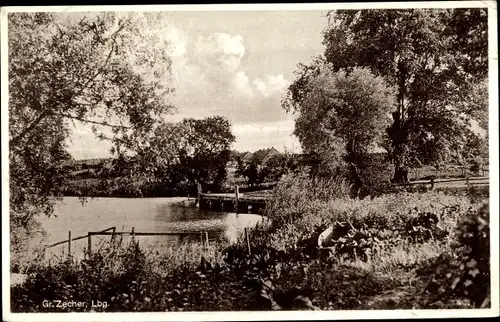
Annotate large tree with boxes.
[138,116,235,193]
[284,64,396,192]
[8,12,174,244]
[319,8,488,182]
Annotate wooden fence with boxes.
[395,176,489,190]
[44,226,116,257]
[44,226,212,259]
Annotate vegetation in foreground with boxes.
[11,176,490,312]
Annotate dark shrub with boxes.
[355,156,393,198]
[470,157,483,176]
[419,202,490,308]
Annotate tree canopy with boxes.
[139,117,235,193]
[290,65,395,159]
[284,64,396,193]
[286,8,488,183]
[9,12,175,229]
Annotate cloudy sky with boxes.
[68,10,328,160]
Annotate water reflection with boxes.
[43,197,265,259]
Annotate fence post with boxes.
[111,227,116,242]
[245,227,251,255]
[234,185,240,214]
[205,231,209,247]
[430,177,435,190]
[68,231,72,259]
[88,232,92,255]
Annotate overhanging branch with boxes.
[55,113,130,129]
[10,21,129,148]
[10,110,51,147]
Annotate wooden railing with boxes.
[87,230,210,254]
[394,176,489,190]
[44,226,116,257]
[45,226,211,258]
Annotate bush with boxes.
[404,210,447,243]
[418,202,490,308]
[356,157,394,198]
[436,185,489,204]
[262,187,473,264]
[10,218,47,274]
[11,237,234,312]
[470,157,483,176]
[264,172,350,226]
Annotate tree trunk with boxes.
[349,163,363,197]
[391,60,410,184]
[393,163,409,184]
[390,108,409,184]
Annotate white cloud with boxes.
[169,30,291,103]
[232,120,301,153]
[68,27,296,158]
[232,119,295,135]
[194,32,245,71]
[253,74,290,97]
[164,26,188,57]
[231,71,254,98]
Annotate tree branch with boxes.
[71,22,126,99]
[10,21,128,148]
[10,110,51,147]
[55,113,130,129]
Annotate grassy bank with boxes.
[11,175,490,311]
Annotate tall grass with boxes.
[145,240,228,275]
[265,173,351,225]
[260,172,478,254]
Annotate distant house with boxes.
[261,148,281,164]
[237,147,281,165]
[252,147,280,164]
[241,152,254,163]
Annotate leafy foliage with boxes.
[235,158,262,187]
[404,210,447,243]
[284,64,396,195]
[312,8,488,182]
[264,172,351,226]
[418,203,490,308]
[288,66,395,158]
[139,116,235,194]
[9,12,175,258]
[259,153,298,183]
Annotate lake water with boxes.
[42,197,264,259]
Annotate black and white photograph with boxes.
[1,2,498,321]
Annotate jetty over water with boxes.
[197,185,271,214]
